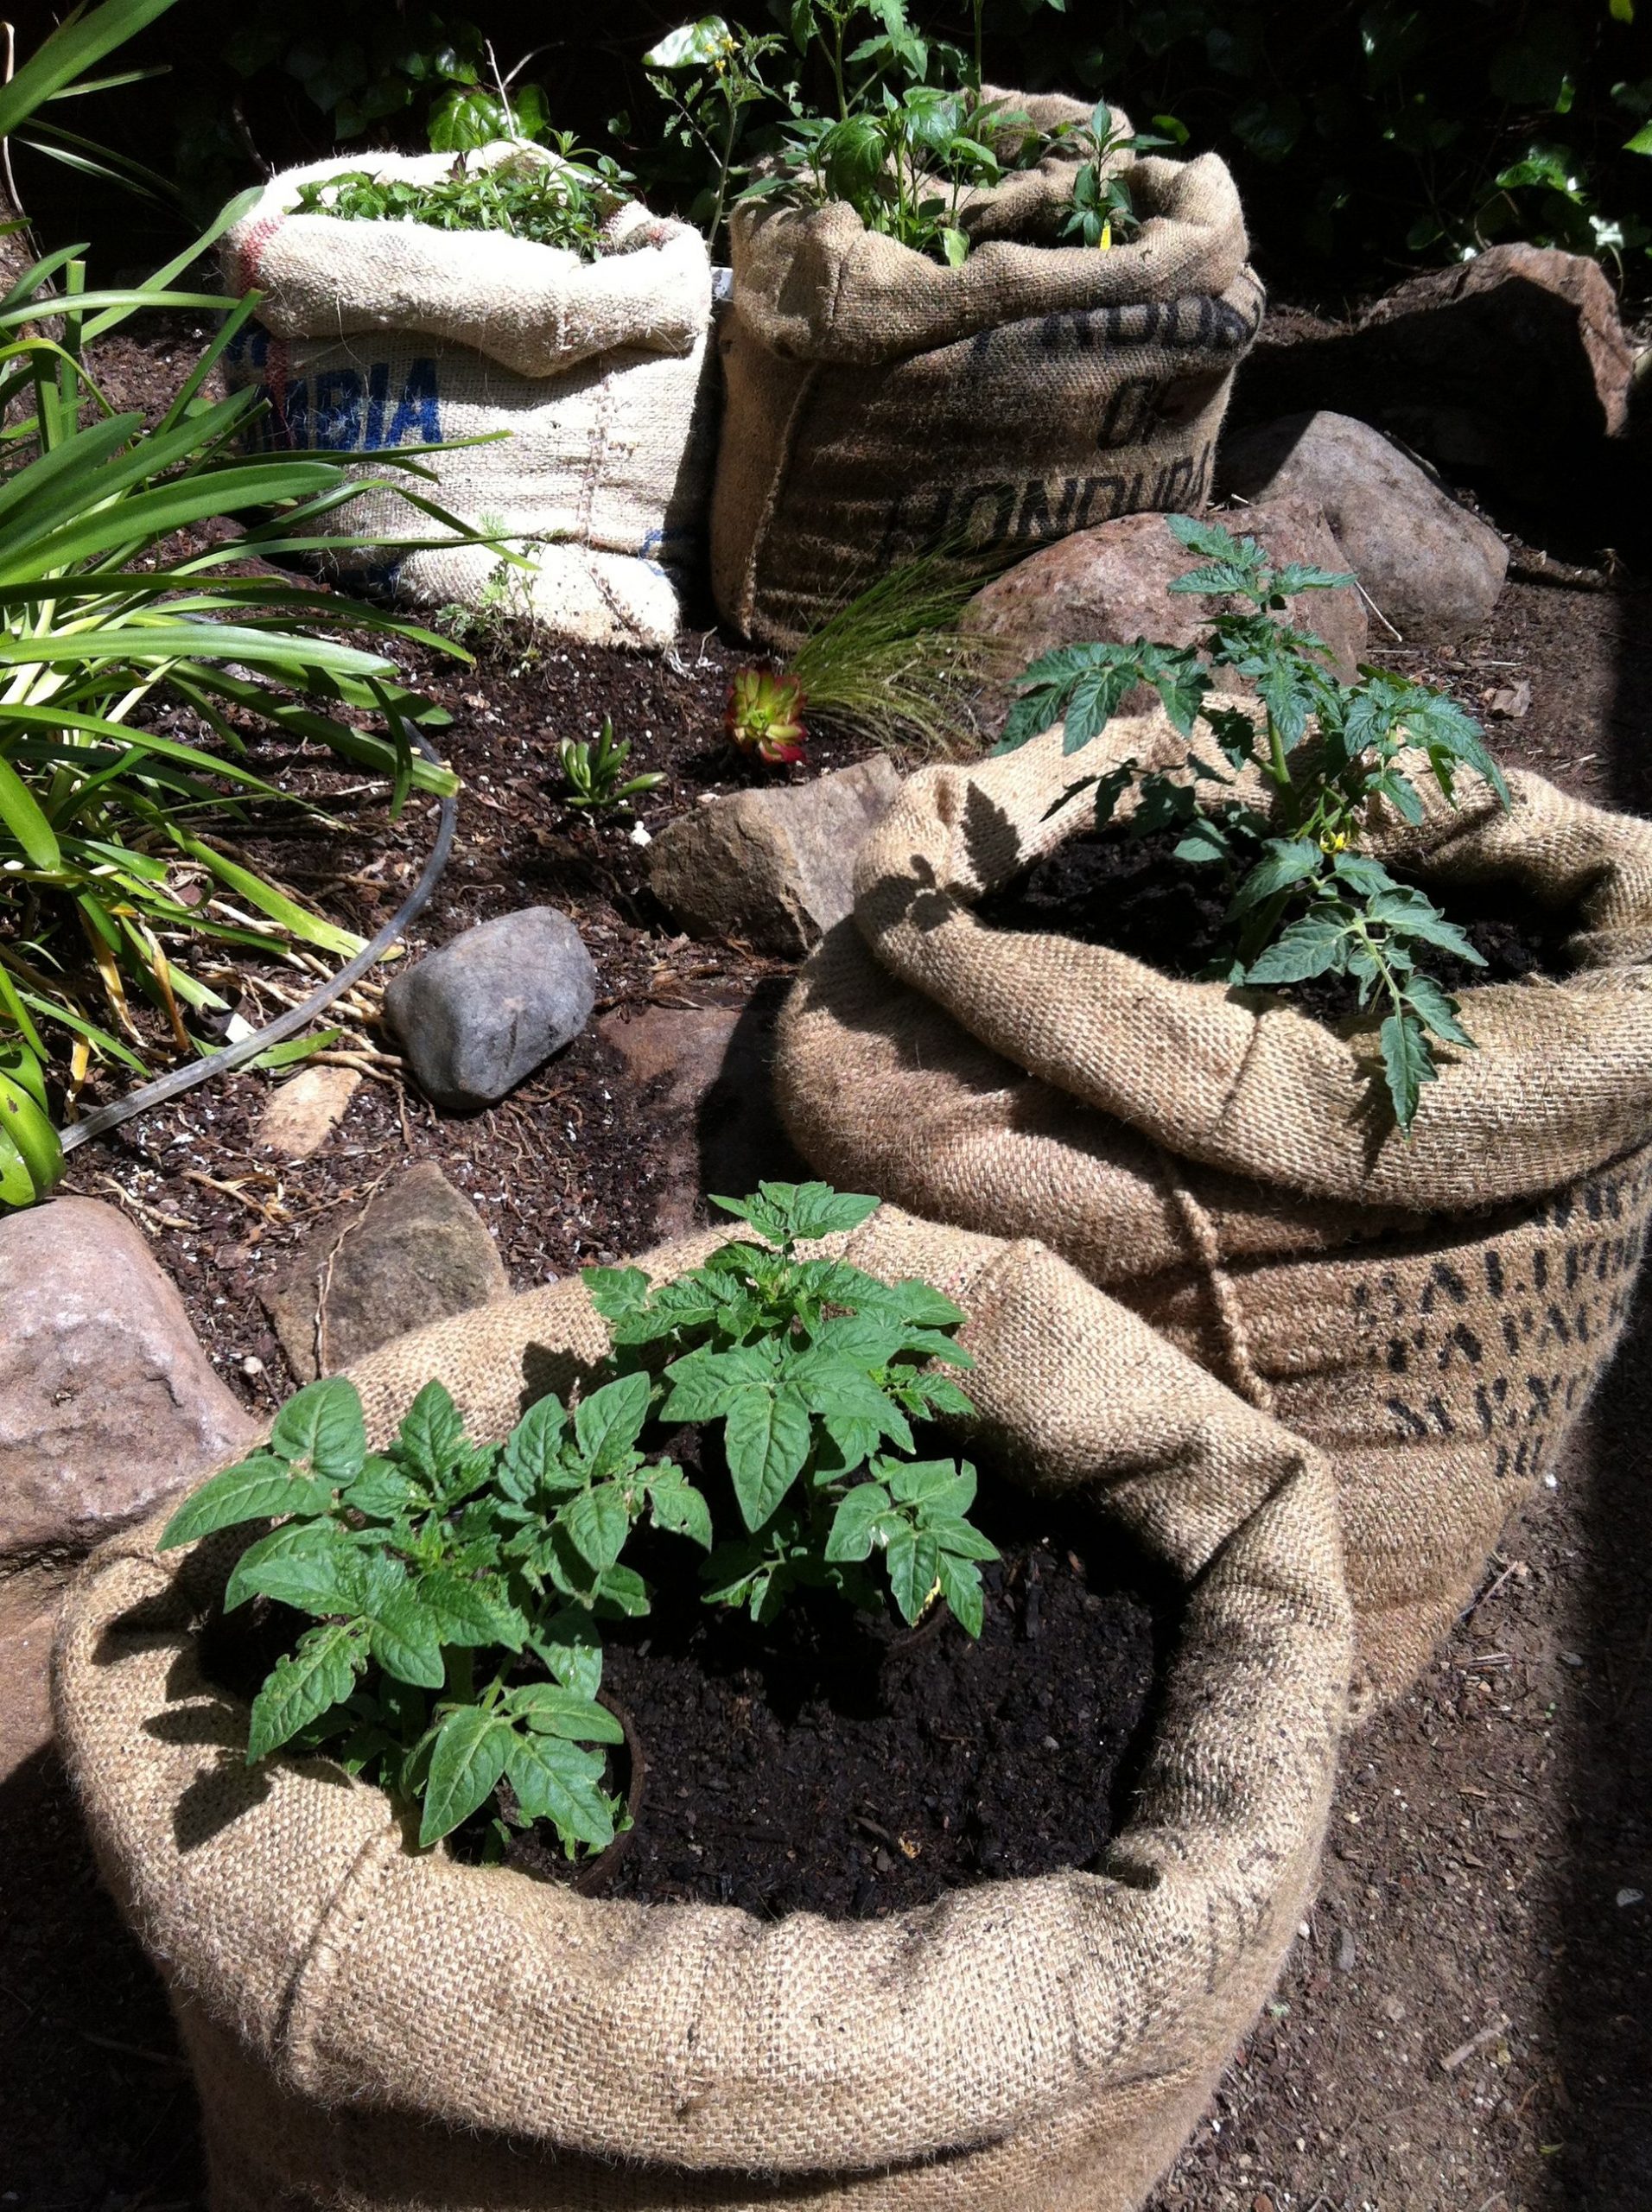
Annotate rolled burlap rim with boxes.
[847,709,1652,1214]
[54,1207,1349,2202]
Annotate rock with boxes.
[0,1572,58,1783]
[1230,246,1634,508]
[646,759,904,958]
[598,992,804,1236]
[256,1063,360,1160]
[262,1160,509,1382]
[384,907,597,1113]
[1219,413,1508,645]
[961,498,1367,699]
[0,1198,258,1568]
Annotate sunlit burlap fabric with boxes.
[222,146,715,649]
[709,92,1262,652]
[55,1207,1348,2212]
[774,717,1652,1707]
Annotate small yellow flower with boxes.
[1320,828,1349,853]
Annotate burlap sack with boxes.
[55,1206,1350,2212]
[708,92,1263,652]
[774,715,1652,1707]
[223,147,715,649]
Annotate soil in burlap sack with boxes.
[54,1208,1350,2212]
[223,147,715,650]
[709,92,1264,654]
[773,713,1652,1710]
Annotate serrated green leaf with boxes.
[246,1621,367,1764]
[573,1370,652,1476]
[504,1731,615,1852]
[725,1382,812,1530]
[270,1378,366,1482]
[936,1550,985,1637]
[824,1482,894,1562]
[159,1455,331,1548]
[561,1481,632,1572]
[419,1569,527,1649]
[222,1516,358,1613]
[367,1584,446,1689]
[341,1459,418,1519]
[886,1527,941,1626]
[1247,910,1350,987]
[395,1380,466,1485]
[497,1394,572,1500]
[506,1682,625,1743]
[1379,1006,1438,1133]
[420,1706,512,1847]
[1229,836,1324,912]
[646,1466,713,1549]
[1402,972,1476,1047]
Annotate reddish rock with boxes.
[960,498,1367,711]
[0,1197,257,1567]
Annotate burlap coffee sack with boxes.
[55,1207,1350,2212]
[708,92,1262,653]
[222,147,715,649]
[774,714,1652,1705]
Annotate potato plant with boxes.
[1000,516,1512,1132]
[291,144,634,257]
[161,1182,994,1861]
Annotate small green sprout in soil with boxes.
[162,1182,993,1864]
[291,145,635,257]
[999,515,1512,1133]
[558,718,665,813]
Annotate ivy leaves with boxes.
[994,514,1512,1135]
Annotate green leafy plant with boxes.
[0,1039,61,1206]
[1000,516,1512,1134]
[161,1181,994,1859]
[557,718,665,813]
[0,0,482,1193]
[643,16,790,257]
[291,144,635,257]
[1052,100,1175,251]
[159,1370,651,1856]
[588,1179,994,1631]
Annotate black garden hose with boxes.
[59,732,457,1154]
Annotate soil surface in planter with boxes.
[537,1478,1168,1916]
[982,822,1576,1024]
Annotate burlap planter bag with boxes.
[709,93,1265,653]
[222,147,715,650]
[774,715,1652,1710]
[55,1206,1349,2212]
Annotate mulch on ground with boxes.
[3,315,1648,2211]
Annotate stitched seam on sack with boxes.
[276,1818,405,2088]
[1155,1153,1276,1415]
[746,360,820,633]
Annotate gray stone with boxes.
[646,759,904,958]
[0,1197,258,1569]
[1220,411,1508,645]
[384,907,597,1113]
[262,1160,509,1382]
[960,498,1367,708]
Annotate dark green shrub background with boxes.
[16,0,1651,300]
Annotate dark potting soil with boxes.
[200,1471,1169,1923]
[981,823,1577,1025]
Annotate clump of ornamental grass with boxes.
[728,550,1008,767]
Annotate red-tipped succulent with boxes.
[727,666,807,766]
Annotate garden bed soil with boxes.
[3,311,1649,2209]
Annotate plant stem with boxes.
[709,99,738,257]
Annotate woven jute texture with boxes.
[55,1207,1349,2212]
[774,716,1652,1708]
[222,147,715,649]
[708,92,1263,653]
